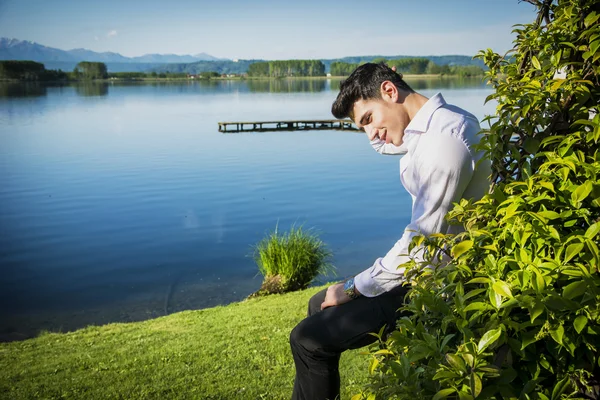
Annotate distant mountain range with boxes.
[0,37,484,74]
[0,38,226,64]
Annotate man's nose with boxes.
[365,126,378,140]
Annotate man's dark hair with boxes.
[331,62,414,119]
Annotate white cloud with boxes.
[94,36,99,41]
[106,30,118,38]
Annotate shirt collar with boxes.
[404,92,446,135]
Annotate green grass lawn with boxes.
[0,285,372,399]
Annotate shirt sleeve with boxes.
[355,129,475,297]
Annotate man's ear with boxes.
[380,81,398,102]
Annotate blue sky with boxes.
[0,0,536,59]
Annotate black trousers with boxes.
[289,285,409,400]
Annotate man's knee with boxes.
[290,321,309,351]
[307,288,327,316]
[290,317,323,355]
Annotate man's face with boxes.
[352,93,409,147]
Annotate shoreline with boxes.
[0,73,485,85]
[0,275,265,343]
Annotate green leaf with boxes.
[408,344,432,362]
[433,388,456,400]
[463,302,489,313]
[550,325,564,345]
[464,288,486,301]
[373,349,394,356]
[551,376,570,400]
[537,210,560,220]
[470,373,482,397]
[532,267,546,292]
[440,334,455,350]
[466,277,491,285]
[478,328,502,353]
[562,280,587,300]
[564,242,584,263]
[492,281,513,298]
[571,181,592,204]
[521,331,538,350]
[462,353,474,368]
[499,298,518,309]
[458,391,474,400]
[574,315,588,334]
[433,370,460,380]
[523,137,540,154]
[585,222,600,239]
[446,353,467,373]
[489,289,502,309]
[584,11,600,28]
[532,56,541,69]
[369,356,379,374]
[538,181,555,192]
[452,240,473,258]
[529,301,545,323]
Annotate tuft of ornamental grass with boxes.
[252,224,334,295]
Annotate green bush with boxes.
[356,1,600,399]
[252,225,333,295]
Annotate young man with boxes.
[289,63,491,400]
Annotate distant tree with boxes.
[426,61,451,75]
[248,62,270,77]
[330,61,359,76]
[248,60,325,78]
[0,61,45,80]
[199,71,220,79]
[450,65,485,77]
[387,57,430,74]
[74,62,108,80]
[0,61,68,81]
[371,57,388,64]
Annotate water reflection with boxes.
[0,83,48,98]
[0,77,488,100]
[246,78,326,93]
[74,83,109,97]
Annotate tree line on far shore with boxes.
[331,57,484,77]
[247,57,484,77]
[247,60,326,77]
[1,58,485,82]
[0,61,223,81]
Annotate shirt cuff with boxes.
[354,258,387,297]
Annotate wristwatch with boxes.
[343,277,360,299]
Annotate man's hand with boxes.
[320,283,352,310]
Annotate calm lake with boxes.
[0,77,494,341]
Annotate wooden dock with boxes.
[218,119,358,133]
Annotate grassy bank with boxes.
[0,285,371,399]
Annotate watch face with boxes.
[344,278,355,298]
[344,278,353,292]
